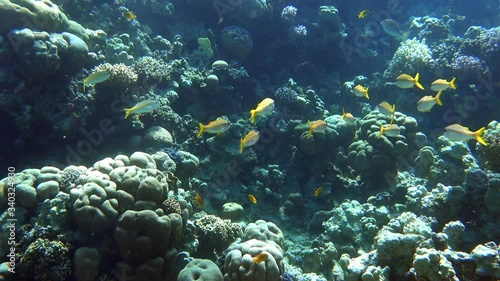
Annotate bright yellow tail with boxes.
[124,108,133,119]
[365,87,370,100]
[307,120,313,139]
[474,127,487,145]
[196,123,205,138]
[449,77,456,90]
[414,73,424,90]
[250,110,257,124]
[240,138,245,153]
[435,90,443,106]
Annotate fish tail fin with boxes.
[378,126,384,138]
[435,90,443,106]
[307,120,313,139]
[240,138,244,153]
[474,127,487,146]
[342,108,346,117]
[196,123,205,138]
[123,108,133,119]
[250,109,257,124]
[83,83,86,92]
[365,87,370,100]
[414,73,424,90]
[450,77,457,90]
[401,30,411,42]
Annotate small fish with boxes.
[313,187,323,197]
[218,17,224,24]
[379,124,400,138]
[417,91,443,112]
[431,78,456,91]
[358,10,369,19]
[123,100,158,119]
[197,117,230,137]
[248,194,258,204]
[250,98,275,124]
[443,124,486,146]
[253,252,268,264]
[395,73,424,90]
[123,11,137,20]
[195,193,204,208]
[307,120,327,139]
[353,85,369,100]
[378,101,396,116]
[83,70,110,91]
[342,109,355,125]
[240,130,260,153]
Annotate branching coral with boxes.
[478,120,500,173]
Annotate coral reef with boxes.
[194,214,242,255]
[383,38,433,79]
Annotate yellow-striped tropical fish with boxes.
[83,70,110,91]
[240,130,260,153]
[395,73,424,90]
[250,98,275,124]
[197,118,230,137]
[123,100,158,119]
[443,124,486,145]
[307,120,327,139]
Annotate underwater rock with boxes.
[222,202,244,220]
[221,26,253,60]
[130,151,157,169]
[175,151,200,180]
[470,242,500,278]
[0,0,69,34]
[8,28,89,78]
[411,247,459,281]
[143,126,174,149]
[177,259,223,281]
[194,214,242,255]
[73,247,101,281]
[243,220,284,252]
[224,239,284,281]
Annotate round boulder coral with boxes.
[177,259,223,281]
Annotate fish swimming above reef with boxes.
[253,252,268,264]
[342,109,355,125]
[443,124,486,146]
[380,19,408,40]
[123,11,137,20]
[395,73,424,90]
[307,120,327,139]
[417,91,443,112]
[358,10,369,19]
[240,130,260,153]
[123,100,158,119]
[197,117,230,137]
[378,101,396,116]
[431,78,456,91]
[248,194,258,204]
[250,98,275,124]
[378,124,400,137]
[83,70,110,91]
[353,85,369,99]
[313,187,323,197]
[195,193,204,208]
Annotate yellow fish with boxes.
[195,193,204,209]
[443,124,486,146]
[197,117,230,137]
[313,187,323,197]
[240,130,260,153]
[395,73,424,90]
[378,101,395,116]
[341,109,355,125]
[253,252,268,264]
[378,124,400,138]
[358,10,369,19]
[248,194,257,204]
[123,100,158,119]
[250,98,275,124]
[83,70,110,91]
[123,11,137,20]
[307,120,327,139]
[353,85,369,100]
[417,91,443,112]
[431,78,456,91]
